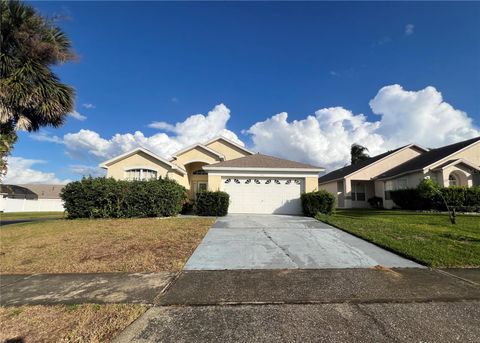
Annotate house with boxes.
[0,184,65,212]
[100,136,324,214]
[318,136,480,209]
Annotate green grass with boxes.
[1,211,65,221]
[316,209,480,268]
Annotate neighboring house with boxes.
[319,136,480,209]
[0,184,65,212]
[100,136,324,214]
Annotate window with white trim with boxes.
[125,168,157,180]
[352,182,366,201]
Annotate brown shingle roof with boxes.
[13,184,64,199]
[205,153,323,169]
[318,146,407,184]
[378,136,480,179]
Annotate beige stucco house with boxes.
[100,136,324,214]
[318,136,480,209]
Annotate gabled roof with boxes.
[432,159,480,172]
[318,144,426,184]
[377,136,480,180]
[99,147,186,174]
[203,136,254,155]
[171,143,225,160]
[204,153,324,171]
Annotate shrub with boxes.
[390,182,480,212]
[61,177,186,219]
[367,196,383,209]
[195,191,230,216]
[301,190,336,216]
[390,188,431,210]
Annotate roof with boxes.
[204,153,324,170]
[318,146,408,184]
[1,184,64,199]
[378,136,480,179]
[99,147,186,174]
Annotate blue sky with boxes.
[8,1,480,183]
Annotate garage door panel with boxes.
[223,177,303,215]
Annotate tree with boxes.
[350,143,369,165]
[0,0,76,175]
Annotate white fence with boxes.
[0,198,64,212]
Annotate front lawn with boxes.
[317,210,480,268]
[0,217,214,274]
[0,304,146,343]
[1,211,65,221]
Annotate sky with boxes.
[6,1,480,184]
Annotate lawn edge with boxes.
[315,217,430,268]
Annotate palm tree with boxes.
[351,143,369,165]
[0,0,76,174]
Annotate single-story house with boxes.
[100,136,324,214]
[318,136,480,209]
[0,184,65,212]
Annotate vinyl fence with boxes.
[0,198,65,212]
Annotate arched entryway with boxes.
[184,161,209,199]
[448,170,468,187]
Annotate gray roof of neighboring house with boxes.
[377,136,480,179]
[1,184,64,199]
[318,146,406,184]
[205,153,323,169]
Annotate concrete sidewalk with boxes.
[0,272,175,306]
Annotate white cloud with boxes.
[69,164,106,177]
[246,85,479,170]
[68,110,87,121]
[2,157,71,184]
[370,84,479,149]
[405,24,415,36]
[82,103,96,109]
[64,104,244,162]
[30,131,63,144]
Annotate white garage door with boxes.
[223,177,304,214]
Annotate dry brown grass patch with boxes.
[0,217,214,274]
[0,304,147,343]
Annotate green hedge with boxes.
[390,185,480,212]
[195,191,230,216]
[301,190,336,216]
[61,177,187,219]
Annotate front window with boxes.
[384,181,393,200]
[449,174,458,187]
[126,168,157,180]
[397,178,408,190]
[352,182,366,201]
[193,169,207,175]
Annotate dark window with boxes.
[193,169,207,175]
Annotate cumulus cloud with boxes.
[2,157,70,184]
[246,108,385,169]
[82,103,96,109]
[370,85,479,149]
[246,85,479,170]
[68,110,87,121]
[64,104,244,162]
[405,24,415,36]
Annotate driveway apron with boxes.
[184,214,422,270]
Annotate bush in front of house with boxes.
[301,190,336,216]
[61,177,187,219]
[195,191,230,216]
[390,180,480,212]
[367,196,383,209]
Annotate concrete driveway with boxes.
[184,214,422,270]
